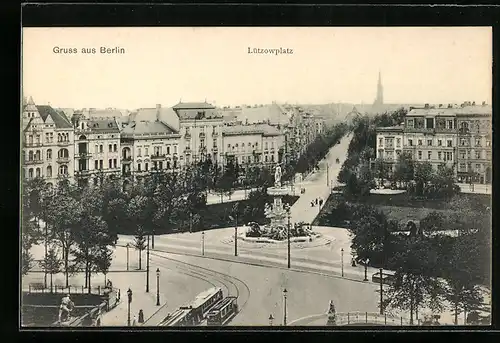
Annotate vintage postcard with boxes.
[21,27,492,328]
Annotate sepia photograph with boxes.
[20,27,492,328]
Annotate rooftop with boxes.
[88,119,120,133]
[172,102,216,110]
[376,125,404,132]
[121,120,178,136]
[237,103,288,126]
[36,105,73,129]
[222,123,282,136]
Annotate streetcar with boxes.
[206,296,238,326]
[161,287,224,326]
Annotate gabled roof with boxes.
[237,104,288,126]
[36,105,73,128]
[172,102,216,110]
[134,107,179,130]
[121,120,179,136]
[88,119,120,133]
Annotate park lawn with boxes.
[314,192,490,228]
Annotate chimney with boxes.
[472,101,476,106]
[424,103,429,109]
[156,104,161,121]
[448,104,452,108]
[482,101,486,106]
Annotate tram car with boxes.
[160,287,224,326]
[206,296,239,326]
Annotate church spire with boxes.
[374,70,384,107]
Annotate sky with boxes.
[22,27,492,110]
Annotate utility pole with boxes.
[146,234,150,293]
[379,268,384,315]
[287,212,291,269]
[326,163,329,187]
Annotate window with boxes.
[407,119,414,128]
[137,163,141,171]
[114,159,117,168]
[446,152,453,161]
[100,145,103,153]
[29,135,33,144]
[227,144,231,150]
[174,145,178,154]
[95,144,98,153]
[426,118,434,129]
[396,138,401,148]
[460,150,466,159]
[408,139,413,146]
[167,146,171,155]
[447,140,452,147]
[81,123,84,130]
[109,144,112,152]
[271,155,275,162]
[213,139,217,148]
[459,163,466,171]
[167,161,171,169]
[59,165,68,175]
[159,161,163,169]
[114,144,117,152]
[99,160,103,169]
[460,138,467,146]
[265,142,268,150]
[154,146,161,156]
[109,159,112,169]
[460,122,469,132]
[46,166,52,177]
[145,163,149,171]
[475,163,481,171]
[265,155,268,162]
[438,152,442,160]
[145,148,149,156]
[28,168,33,179]
[36,168,41,177]
[47,149,52,159]
[475,151,481,159]
[475,138,481,146]
[427,140,432,146]
[427,151,432,160]
[418,140,422,146]
[95,160,99,169]
[173,158,177,168]
[138,148,142,156]
[418,151,422,159]
[438,139,442,146]
[486,139,491,147]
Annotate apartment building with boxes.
[120,109,181,180]
[221,123,283,169]
[375,103,492,184]
[22,97,74,186]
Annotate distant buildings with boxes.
[375,102,492,184]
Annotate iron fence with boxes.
[335,312,413,326]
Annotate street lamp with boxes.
[286,205,291,269]
[201,231,205,256]
[156,268,160,306]
[364,259,369,281]
[126,243,130,271]
[127,288,133,326]
[146,234,150,293]
[269,314,274,326]
[283,288,288,326]
[340,248,344,277]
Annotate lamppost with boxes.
[146,234,150,293]
[229,209,238,257]
[127,288,132,326]
[340,248,344,277]
[201,231,205,256]
[286,205,291,269]
[156,268,160,306]
[269,314,274,326]
[283,288,288,326]
[379,268,384,315]
[364,258,369,281]
[126,243,130,271]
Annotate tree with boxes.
[414,161,434,196]
[127,195,149,269]
[384,238,446,324]
[374,157,391,186]
[39,246,62,292]
[133,227,147,269]
[348,205,394,267]
[94,246,113,286]
[419,211,446,234]
[393,152,414,188]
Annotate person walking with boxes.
[315,198,319,206]
[132,315,137,326]
[319,198,323,207]
[138,309,144,324]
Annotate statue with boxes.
[274,165,282,188]
[326,300,337,326]
[58,294,74,323]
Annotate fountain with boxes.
[243,165,318,242]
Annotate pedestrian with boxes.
[315,198,318,205]
[117,289,121,301]
[310,201,315,207]
[132,315,137,326]
[138,309,144,324]
[351,258,356,267]
[319,198,323,207]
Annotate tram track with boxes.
[150,251,251,324]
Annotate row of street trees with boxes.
[348,195,490,324]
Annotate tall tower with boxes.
[373,71,384,107]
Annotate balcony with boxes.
[212,131,218,136]
[56,157,70,164]
[75,152,91,159]
[24,142,43,147]
[75,170,91,176]
[151,154,166,160]
[185,133,191,139]
[57,140,71,147]
[185,147,191,154]
[25,159,44,165]
[213,146,218,151]
[404,127,436,134]
[122,156,132,163]
[199,132,206,138]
